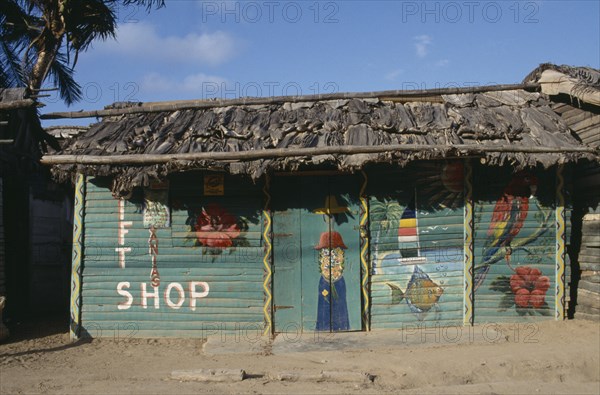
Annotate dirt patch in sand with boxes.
[1,319,599,394]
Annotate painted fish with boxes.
[386,266,444,314]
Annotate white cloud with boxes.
[385,69,404,81]
[97,23,236,66]
[435,59,449,67]
[414,35,432,58]
[141,72,228,94]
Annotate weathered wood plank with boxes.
[83,281,261,291]
[79,320,264,333]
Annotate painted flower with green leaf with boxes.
[510,266,550,308]
[490,266,551,316]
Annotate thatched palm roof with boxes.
[42,66,599,195]
[524,63,600,105]
[0,88,58,176]
[524,64,600,148]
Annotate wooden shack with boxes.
[0,88,74,325]
[42,66,599,338]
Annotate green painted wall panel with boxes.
[473,166,557,323]
[79,320,264,337]
[82,280,261,292]
[79,163,566,337]
[368,162,466,328]
[80,174,265,338]
[84,251,264,263]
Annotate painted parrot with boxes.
[474,171,538,290]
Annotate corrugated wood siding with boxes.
[29,196,70,312]
[574,163,600,320]
[368,162,465,328]
[552,102,600,148]
[473,166,557,323]
[0,178,5,295]
[81,174,265,337]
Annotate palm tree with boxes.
[0,0,164,105]
[369,197,405,274]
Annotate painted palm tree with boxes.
[0,0,164,104]
[369,197,405,274]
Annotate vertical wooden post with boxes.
[262,174,273,336]
[555,165,566,320]
[70,174,85,340]
[463,160,474,326]
[359,170,370,331]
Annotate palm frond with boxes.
[2,0,164,104]
[47,52,82,105]
[0,0,32,87]
[0,42,25,87]
[64,0,117,53]
[122,0,165,11]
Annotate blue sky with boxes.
[42,0,600,126]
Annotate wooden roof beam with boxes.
[41,143,597,166]
[40,83,541,120]
[0,99,36,111]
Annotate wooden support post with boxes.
[70,174,86,340]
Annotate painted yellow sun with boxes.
[417,160,465,209]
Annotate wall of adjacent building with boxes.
[0,178,5,297]
[573,163,600,321]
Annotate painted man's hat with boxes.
[315,231,348,250]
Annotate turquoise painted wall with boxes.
[472,166,562,323]
[80,173,265,338]
[368,162,465,328]
[77,161,569,337]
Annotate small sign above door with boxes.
[204,174,224,196]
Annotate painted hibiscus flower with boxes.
[195,204,241,248]
[509,266,550,308]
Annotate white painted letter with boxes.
[141,283,160,309]
[116,199,132,268]
[165,282,185,309]
[115,247,132,269]
[189,281,210,311]
[117,281,133,310]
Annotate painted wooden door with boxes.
[272,175,361,332]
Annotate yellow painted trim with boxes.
[360,170,370,331]
[555,165,566,320]
[463,161,474,326]
[262,176,273,336]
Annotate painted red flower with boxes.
[195,203,241,248]
[509,266,550,308]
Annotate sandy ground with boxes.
[0,319,599,395]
